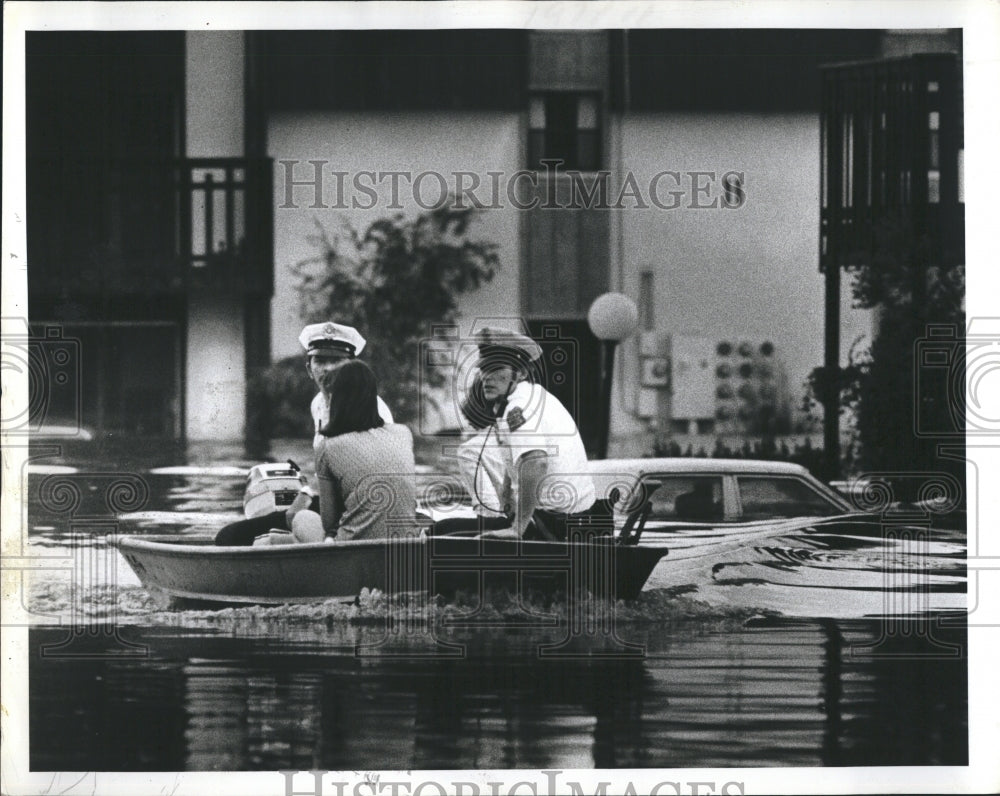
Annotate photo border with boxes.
[3,2,998,794]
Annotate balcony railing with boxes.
[819,54,964,271]
[28,157,274,296]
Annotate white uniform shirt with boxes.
[311,392,395,449]
[497,381,595,515]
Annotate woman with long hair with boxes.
[314,360,417,541]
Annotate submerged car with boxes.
[587,458,853,536]
[425,457,852,531]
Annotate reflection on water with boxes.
[24,437,969,771]
[29,619,966,771]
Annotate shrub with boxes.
[292,205,499,425]
[247,355,316,440]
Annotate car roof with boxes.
[587,457,811,477]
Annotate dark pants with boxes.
[427,514,511,537]
[214,497,320,546]
[524,501,613,541]
[429,501,611,540]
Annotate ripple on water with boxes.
[27,579,771,643]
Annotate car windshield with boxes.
[643,476,725,523]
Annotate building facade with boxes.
[27,31,272,441]
[26,28,961,452]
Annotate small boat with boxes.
[113,532,669,608]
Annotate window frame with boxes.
[734,474,845,520]
[638,472,736,524]
[527,90,603,173]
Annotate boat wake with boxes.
[25,513,966,633]
[643,515,966,618]
[27,577,765,640]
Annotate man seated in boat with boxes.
[310,360,417,541]
[215,321,392,545]
[301,321,394,449]
[433,327,604,540]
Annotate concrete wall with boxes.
[185,294,247,439]
[267,111,523,361]
[613,112,873,438]
[185,31,246,439]
[266,108,872,452]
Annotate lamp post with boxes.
[587,292,639,459]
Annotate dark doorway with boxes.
[525,319,603,456]
[33,322,183,439]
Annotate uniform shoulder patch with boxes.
[506,406,527,431]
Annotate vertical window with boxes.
[639,270,655,331]
[528,92,602,171]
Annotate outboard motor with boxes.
[243,460,309,519]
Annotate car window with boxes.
[736,476,840,519]
[641,476,725,522]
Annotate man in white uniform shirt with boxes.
[437,327,600,540]
[300,321,394,448]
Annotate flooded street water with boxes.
[22,438,968,771]
[28,621,967,771]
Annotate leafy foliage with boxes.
[804,213,965,491]
[247,355,316,440]
[801,336,871,474]
[291,206,499,424]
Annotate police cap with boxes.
[298,322,367,358]
[475,327,542,369]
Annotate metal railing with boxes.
[28,157,274,296]
[819,54,964,272]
